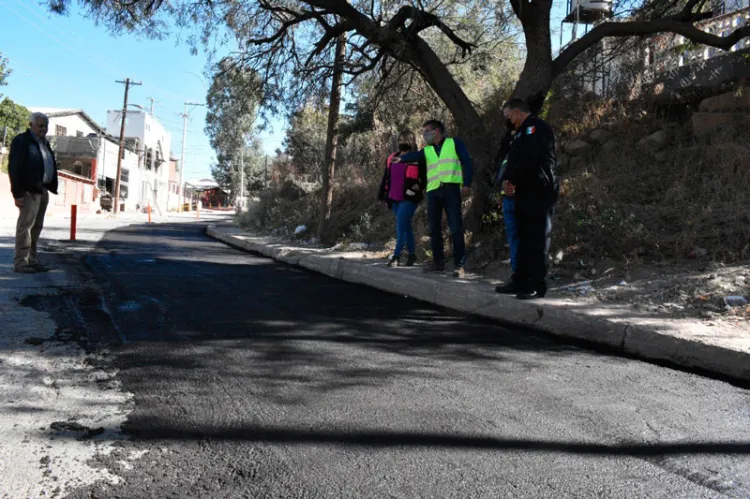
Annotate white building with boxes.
[32,107,102,138]
[106,110,173,214]
[30,108,143,212]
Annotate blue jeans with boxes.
[391,201,417,257]
[503,196,519,272]
[427,184,465,267]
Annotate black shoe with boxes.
[387,255,400,268]
[495,282,518,294]
[405,254,417,267]
[13,265,39,274]
[31,263,51,272]
[423,262,445,273]
[516,289,546,300]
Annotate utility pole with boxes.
[178,101,204,212]
[114,78,141,215]
[147,97,158,116]
[239,147,245,211]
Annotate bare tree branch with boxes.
[304,19,355,67]
[386,5,477,57]
[554,18,750,75]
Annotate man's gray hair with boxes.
[29,112,49,125]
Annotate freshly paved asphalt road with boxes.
[69,222,750,498]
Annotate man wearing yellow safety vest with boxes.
[393,120,473,278]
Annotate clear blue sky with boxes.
[0,0,286,181]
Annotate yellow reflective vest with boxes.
[424,138,462,192]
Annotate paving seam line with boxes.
[206,225,750,383]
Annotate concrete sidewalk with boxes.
[0,215,133,497]
[207,224,750,382]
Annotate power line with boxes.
[4,0,201,106]
[2,0,120,79]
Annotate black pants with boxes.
[513,205,554,294]
[427,184,466,268]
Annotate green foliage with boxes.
[0,97,30,136]
[0,52,10,93]
[539,89,554,120]
[281,105,328,180]
[205,58,260,157]
[240,138,270,194]
[205,58,264,195]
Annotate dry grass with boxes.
[238,177,432,254]
[554,124,750,263]
[241,96,750,267]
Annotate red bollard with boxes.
[70,204,77,241]
[147,203,152,223]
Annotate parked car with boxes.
[100,192,113,211]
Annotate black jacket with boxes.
[377,153,427,207]
[8,130,59,199]
[503,115,558,209]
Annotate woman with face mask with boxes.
[377,135,427,267]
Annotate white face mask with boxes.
[423,131,437,145]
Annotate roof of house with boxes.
[29,107,106,136]
[186,178,221,192]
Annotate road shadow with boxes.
[80,223,750,406]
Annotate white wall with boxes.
[106,110,172,213]
[96,136,141,211]
[47,114,98,138]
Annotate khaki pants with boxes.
[14,189,49,269]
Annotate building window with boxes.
[55,125,67,136]
[76,130,84,137]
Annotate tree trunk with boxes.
[512,0,555,114]
[409,38,489,149]
[317,35,346,241]
[407,39,496,235]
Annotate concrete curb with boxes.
[207,224,750,382]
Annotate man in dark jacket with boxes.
[495,98,558,299]
[8,112,59,273]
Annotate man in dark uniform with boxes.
[495,98,558,299]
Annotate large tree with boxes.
[317,34,346,240]
[205,57,262,197]
[51,0,750,226]
[0,97,29,138]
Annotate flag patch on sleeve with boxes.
[526,126,536,135]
